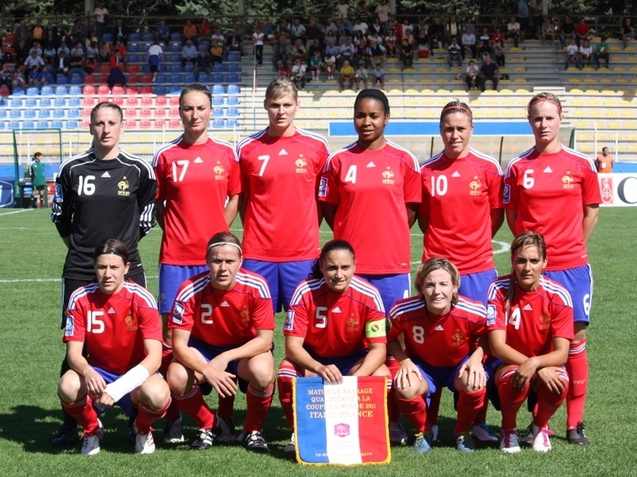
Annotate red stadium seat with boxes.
[154,119,166,128]
[154,108,166,117]
[169,96,180,106]
[155,95,167,106]
[124,119,137,128]
[140,86,153,95]
[83,85,96,95]
[125,85,138,94]
[125,96,138,106]
[98,64,110,74]
[168,118,181,128]
[139,108,152,117]
[139,119,152,128]
[141,74,153,83]
[112,86,125,95]
[124,108,137,118]
[140,96,153,106]
[97,85,110,95]
[82,96,96,106]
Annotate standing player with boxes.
[277,239,391,453]
[419,100,503,443]
[153,83,241,443]
[487,231,573,453]
[51,101,156,446]
[388,258,488,453]
[58,239,170,455]
[29,151,47,208]
[166,232,275,453]
[237,78,330,313]
[504,92,600,445]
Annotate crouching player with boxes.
[58,239,171,455]
[387,258,488,454]
[277,240,391,453]
[167,232,275,453]
[486,231,573,453]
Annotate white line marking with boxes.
[0,276,160,284]
[0,209,32,216]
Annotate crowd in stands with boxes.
[0,0,634,95]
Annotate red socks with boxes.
[566,339,588,429]
[395,395,427,433]
[455,388,486,434]
[244,384,274,432]
[173,386,215,429]
[136,398,171,434]
[498,368,529,430]
[60,395,100,435]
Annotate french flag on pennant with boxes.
[293,376,390,466]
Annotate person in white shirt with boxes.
[291,58,307,89]
[253,26,265,66]
[507,16,520,47]
[565,38,582,69]
[337,0,350,19]
[461,27,476,59]
[375,0,391,31]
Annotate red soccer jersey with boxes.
[284,275,386,358]
[153,136,241,265]
[487,276,574,358]
[503,146,601,271]
[237,128,329,261]
[388,295,487,368]
[64,282,162,375]
[169,269,274,346]
[318,141,421,274]
[420,148,503,273]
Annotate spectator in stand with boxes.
[376,0,391,32]
[339,18,355,39]
[55,49,70,75]
[183,20,197,45]
[373,62,384,88]
[273,36,289,71]
[493,40,505,66]
[356,0,371,24]
[596,147,614,173]
[112,18,129,46]
[181,39,197,68]
[253,26,264,67]
[277,60,291,78]
[339,37,356,67]
[107,48,126,89]
[517,0,530,41]
[68,43,85,78]
[579,38,594,69]
[304,17,322,49]
[491,27,505,47]
[541,18,556,45]
[370,38,387,68]
[353,17,369,37]
[385,27,398,57]
[429,17,445,50]
[447,37,462,68]
[226,29,244,57]
[211,27,225,45]
[401,38,413,69]
[209,40,224,64]
[338,58,356,90]
[156,20,171,43]
[0,66,13,93]
[479,55,499,91]
[276,17,291,41]
[29,41,42,57]
[291,57,307,89]
[337,0,350,20]
[622,18,635,49]
[147,39,164,82]
[594,36,610,69]
[370,17,384,37]
[27,65,40,86]
[44,27,59,52]
[446,15,462,47]
[87,18,101,42]
[84,55,97,75]
[560,16,576,47]
[355,61,368,90]
[24,50,45,70]
[290,18,307,44]
[16,19,30,43]
[462,27,476,59]
[324,51,336,79]
[309,49,323,81]
[323,18,338,37]
[94,2,109,32]
[43,43,57,64]
[194,50,212,75]
[507,16,521,48]
[57,40,70,57]
[478,40,493,62]
[308,38,323,58]
[98,41,111,63]
[565,38,582,70]
[479,26,490,44]
[86,41,98,60]
[291,38,307,62]
[465,59,481,90]
[575,18,590,47]
[198,19,211,41]
[32,19,45,44]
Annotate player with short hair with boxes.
[277,239,391,453]
[419,100,504,443]
[388,258,488,454]
[153,83,241,443]
[58,239,170,455]
[237,78,330,313]
[504,92,601,445]
[166,232,275,453]
[51,101,157,446]
[487,231,573,453]
[29,151,46,208]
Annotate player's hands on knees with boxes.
[202,364,237,398]
[395,360,422,390]
[536,366,566,394]
[318,364,343,384]
[514,357,539,388]
[94,392,115,408]
[83,367,107,395]
[459,359,486,390]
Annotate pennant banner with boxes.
[293,375,390,466]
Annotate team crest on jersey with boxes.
[214,162,225,180]
[54,183,63,201]
[451,329,465,347]
[346,314,360,332]
[64,315,74,336]
[562,171,574,188]
[171,302,185,324]
[240,308,250,323]
[502,184,511,204]
[381,167,395,184]
[487,305,496,326]
[469,176,483,195]
[284,311,295,330]
[539,310,551,330]
[295,156,308,173]
[125,315,138,331]
[117,177,130,196]
[318,177,328,198]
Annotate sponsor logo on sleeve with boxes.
[487,305,496,326]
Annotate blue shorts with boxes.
[93,367,136,417]
[242,259,314,312]
[484,358,503,410]
[305,349,368,376]
[359,273,411,315]
[459,269,497,306]
[159,264,209,314]
[188,337,244,395]
[544,264,593,324]
[411,356,469,405]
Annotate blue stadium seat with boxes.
[56,74,69,85]
[129,32,141,42]
[212,118,226,128]
[184,72,196,83]
[68,96,81,107]
[102,32,114,43]
[227,84,239,94]
[12,86,25,96]
[227,118,239,128]
[227,52,240,62]
[39,97,52,107]
[26,97,37,108]
[128,42,140,53]
[51,119,64,129]
[67,109,80,118]
[141,43,151,53]
[23,120,35,129]
[8,119,20,130]
[227,73,240,83]
[169,85,182,95]
[9,98,23,108]
[141,64,152,73]
[24,109,36,119]
[169,42,181,52]
[197,72,210,83]
[41,85,54,96]
[55,85,68,95]
[213,62,223,73]
[128,53,140,63]
[226,95,239,106]
[213,106,224,117]
[70,75,83,85]
[227,63,239,73]
[213,96,224,106]
[0,121,5,130]
[27,86,39,96]
[69,85,82,95]
[170,32,182,42]
[53,109,66,118]
[38,109,51,118]
[36,120,49,129]
[154,85,168,95]
[170,73,183,83]
[142,32,154,42]
[9,109,21,118]
[226,107,239,117]
[54,97,67,107]
[66,119,79,129]
[170,63,183,73]
[198,42,210,51]
[155,73,168,83]
[169,53,181,63]
[184,63,195,72]
[212,73,223,83]
[212,84,224,95]
[0,109,6,118]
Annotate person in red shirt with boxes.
[237,78,329,313]
[277,239,390,453]
[487,231,573,453]
[388,258,488,454]
[167,232,275,453]
[58,239,170,456]
[504,92,600,445]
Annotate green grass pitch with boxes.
[0,207,635,476]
